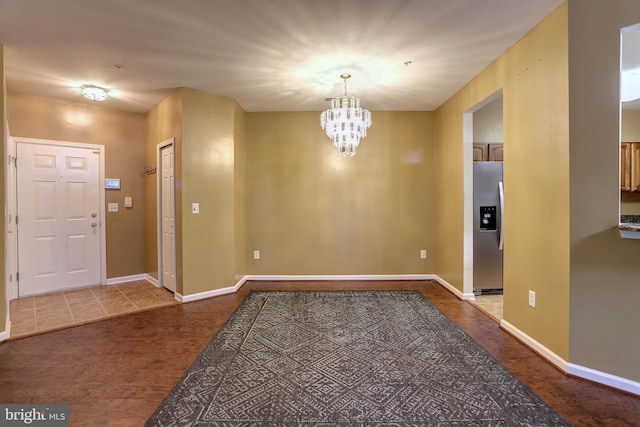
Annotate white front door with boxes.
[17,142,102,296]
[160,143,176,292]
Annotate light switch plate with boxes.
[192,203,199,214]
[108,203,119,212]
[529,290,536,308]
[124,196,132,208]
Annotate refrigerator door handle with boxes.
[498,181,504,251]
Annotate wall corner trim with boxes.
[144,274,160,287]
[500,319,568,373]
[567,363,640,396]
[432,275,475,300]
[179,276,249,303]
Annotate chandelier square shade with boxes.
[320,74,372,157]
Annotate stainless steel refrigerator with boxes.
[473,162,504,294]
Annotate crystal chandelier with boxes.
[320,74,372,157]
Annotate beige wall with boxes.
[180,89,241,295]
[473,107,503,143]
[245,111,435,275]
[7,92,146,279]
[621,109,640,141]
[1,45,6,334]
[435,4,570,358]
[568,0,640,382]
[144,89,183,283]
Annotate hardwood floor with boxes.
[0,280,638,426]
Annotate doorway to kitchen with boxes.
[463,91,504,321]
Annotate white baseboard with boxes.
[178,276,249,303]
[500,319,568,373]
[178,274,434,303]
[144,274,160,287]
[432,275,476,300]
[567,363,640,396]
[106,274,149,285]
[244,274,434,282]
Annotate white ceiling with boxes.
[0,0,564,114]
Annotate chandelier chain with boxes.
[340,73,351,97]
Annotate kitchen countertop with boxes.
[619,215,640,239]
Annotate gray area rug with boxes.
[146,291,569,426]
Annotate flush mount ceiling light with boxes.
[81,84,109,102]
[320,74,372,157]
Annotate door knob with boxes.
[91,213,97,218]
[91,222,98,228]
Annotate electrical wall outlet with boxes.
[108,203,118,212]
[420,249,427,259]
[253,250,260,260]
[529,290,536,308]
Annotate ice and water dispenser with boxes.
[479,206,497,231]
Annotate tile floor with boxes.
[470,294,503,322]
[9,280,177,339]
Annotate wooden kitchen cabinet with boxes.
[473,143,503,161]
[473,144,488,161]
[621,142,640,192]
[621,143,630,191]
[488,143,503,161]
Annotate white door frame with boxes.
[156,138,176,291]
[6,124,17,302]
[8,136,106,300]
[462,89,503,299]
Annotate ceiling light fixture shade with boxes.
[81,85,109,101]
[320,74,371,157]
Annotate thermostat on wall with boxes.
[105,178,121,189]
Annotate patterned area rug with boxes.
[146,291,569,426]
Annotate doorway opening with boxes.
[463,90,504,321]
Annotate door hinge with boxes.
[16,272,19,282]
[8,273,12,283]
[15,215,18,225]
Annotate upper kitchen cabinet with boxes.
[488,143,503,161]
[473,144,488,161]
[621,142,640,192]
[473,143,503,161]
